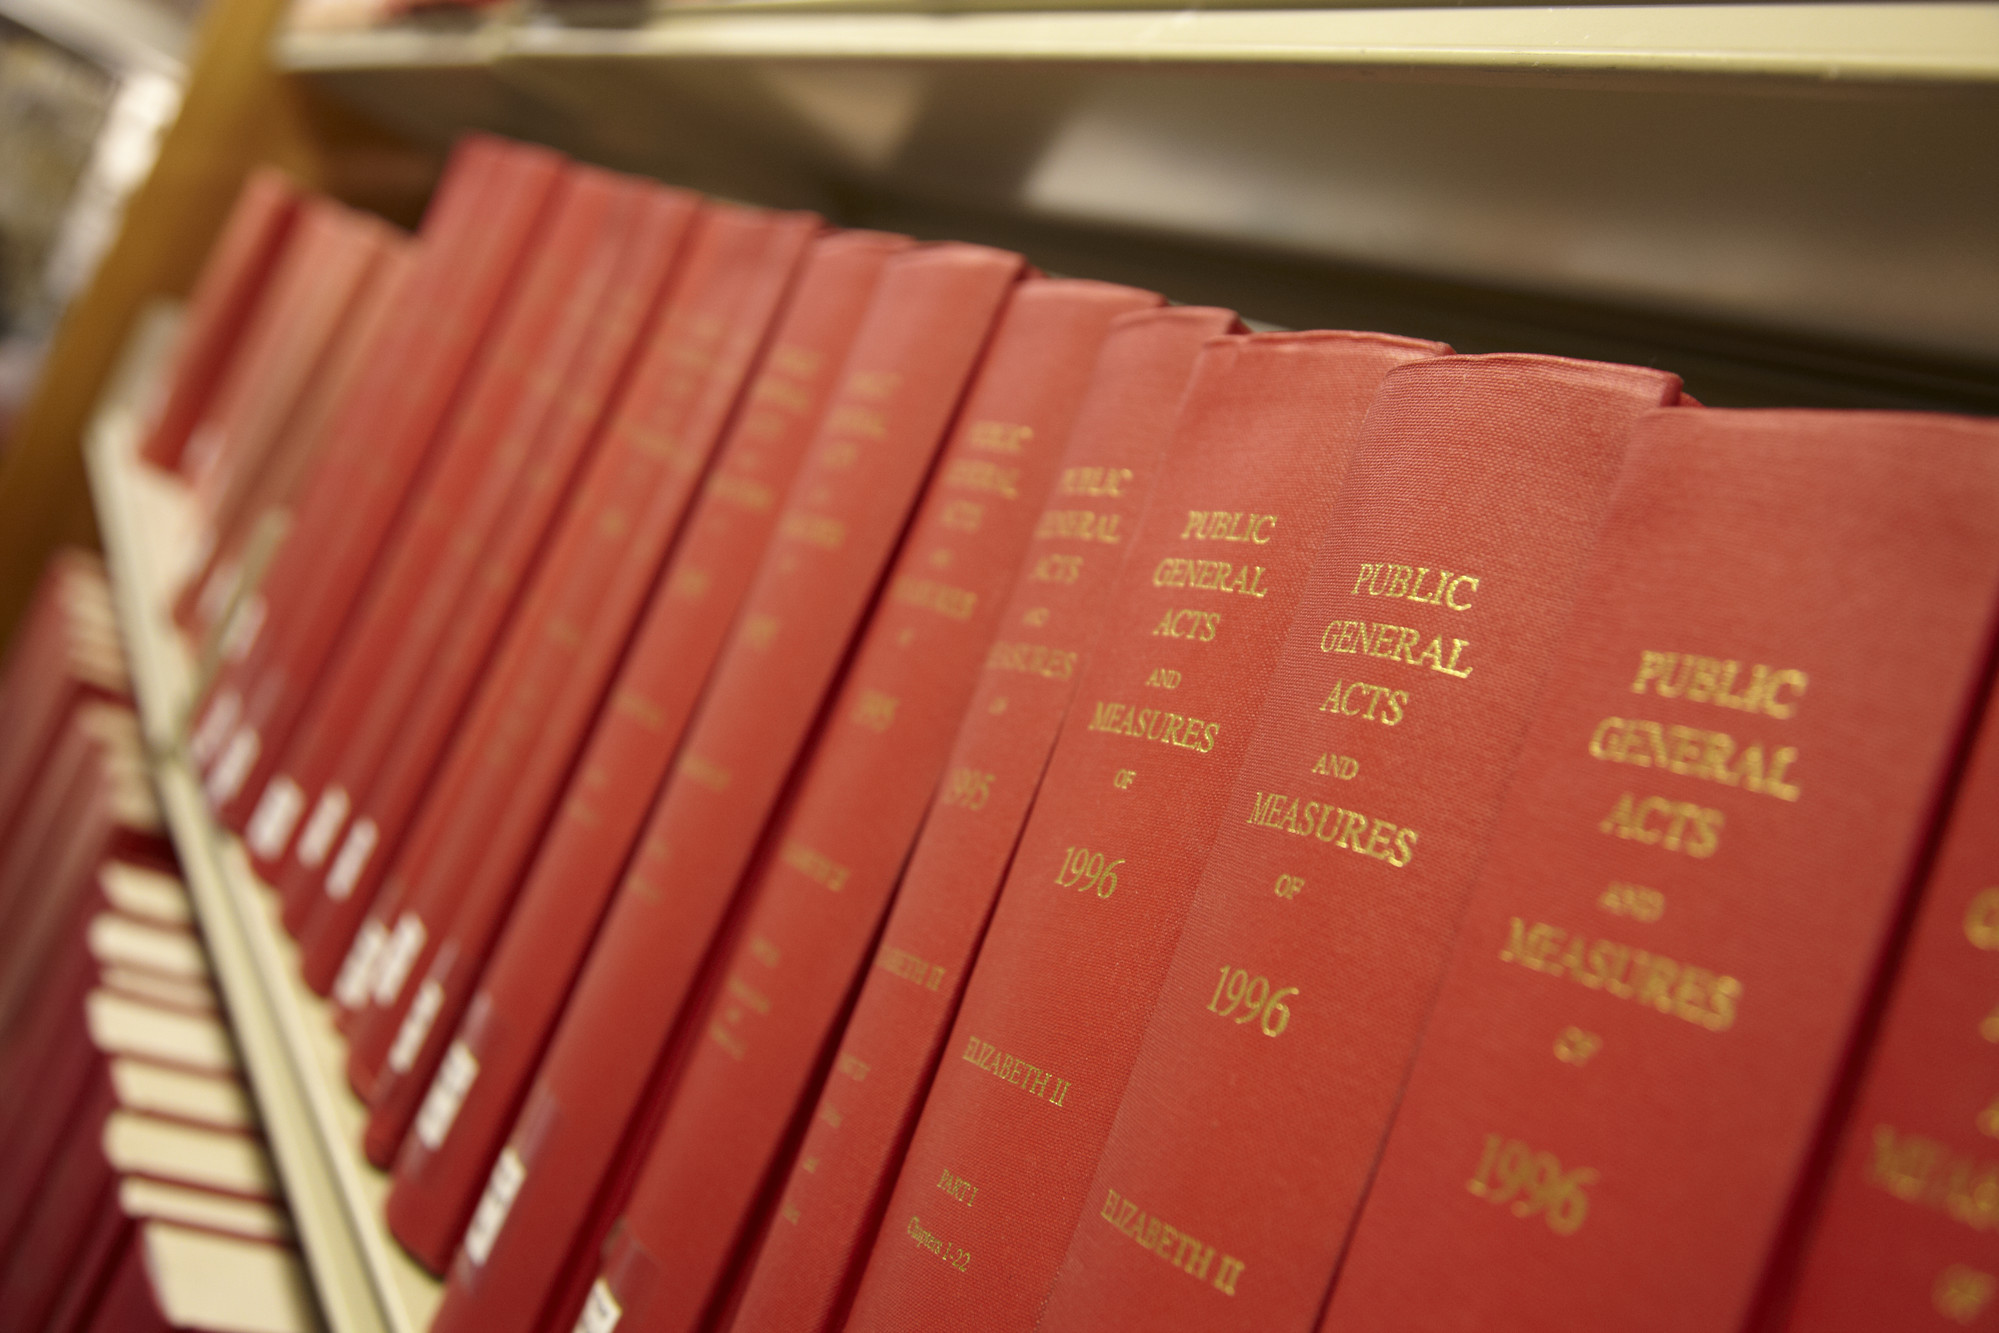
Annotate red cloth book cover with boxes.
[177,237,418,647]
[382,229,908,1273]
[728,304,1241,1333]
[1034,353,1685,1332]
[187,140,561,796]
[1775,580,1999,1332]
[229,174,687,896]
[202,161,619,829]
[297,202,806,1000]
[175,198,395,531]
[425,241,1024,1333]
[841,329,1447,1333]
[340,207,821,1141]
[139,168,301,472]
[1320,408,1999,1333]
[579,276,1162,1333]
[184,138,504,771]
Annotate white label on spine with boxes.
[333,918,388,1011]
[325,817,377,901]
[189,689,240,766]
[220,592,266,662]
[245,776,305,862]
[464,1146,526,1269]
[574,1279,623,1333]
[414,1039,480,1151]
[205,727,260,806]
[372,913,427,1008]
[296,786,350,869]
[388,977,445,1074]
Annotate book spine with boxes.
[1035,354,1684,1332]
[182,238,420,667]
[178,199,387,525]
[381,229,908,1275]
[0,1073,115,1330]
[424,242,1025,1333]
[188,142,563,803]
[581,277,1164,1333]
[841,329,1447,1333]
[139,167,302,471]
[342,209,820,1146]
[1320,408,1999,1333]
[1773,596,1999,1331]
[295,203,796,1002]
[185,141,501,771]
[203,163,614,832]
[726,304,1239,1333]
[231,174,669,882]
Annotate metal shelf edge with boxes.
[85,413,442,1333]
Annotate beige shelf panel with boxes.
[86,318,442,1333]
[508,4,1999,77]
[276,5,1999,372]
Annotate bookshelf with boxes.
[83,308,441,1333]
[38,4,1999,1329]
[274,3,1999,411]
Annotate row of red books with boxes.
[89,130,1999,1330]
[0,553,317,1333]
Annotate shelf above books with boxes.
[275,4,1999,384]
[285,4,1999,78]
[84,310,442,1333]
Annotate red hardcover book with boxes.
[139,168,301,472]
[0,553,125,852]
[0,1073,117,1330]
[187,139,561,791]
[1034,354,1685,1331]
[581,276,1162,1333]
[727,305,1239,1333]
[230,171,684,883]
[185,137,504,773]
[426,241,1024,1333]
[382,229,909,1273]
[841,329,1448,1333]
[257,192,699,939]
[178,240,421,647]
[1320,408,1999,1333]
[352,218,853,1168]
[297,202,808,1000]
[0,705,164,1026]
[1779,688,1999,1332]
[341,203,819,1120]
[176,198,396,529]
[202,160,617,828]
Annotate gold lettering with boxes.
[780,512,846,551]
[877,943,945,992]
[1035,509,1124,544]
[1502,918,1739,1031]
[780,838,851,893]
[984,641,1079,681]
[1150,557,1269,598]
[944,458,1021,500]
[677,753,730,793]
[1087,702,1220,755]
[890,575,978,622]
[1180,510,1278,546]
[1597,791,1725,858]
[1098,1187,1243,1295]
[1631,652,1808,719]
[1968,889,1999,950]
[960,1035,1070,1107]
[1150,608,1221,642]
[966,420,1032,455]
